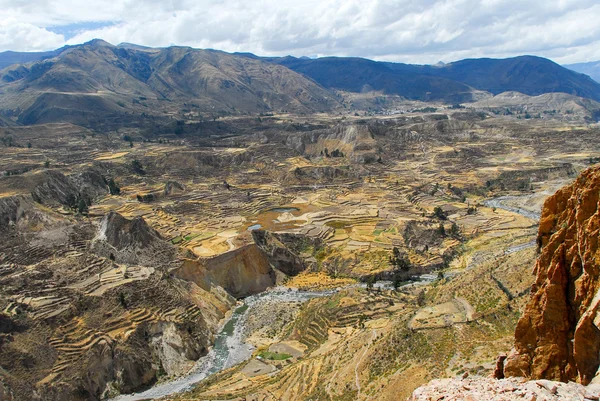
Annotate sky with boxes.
[1,0,600,64]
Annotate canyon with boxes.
[0,40,600,401]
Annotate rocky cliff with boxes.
[285,123,381,164]
[174,245,276,299]
[174,230,316,299]
[92,211,176,265]
[504,165,600,384]
[251,230,318,276]
[0,195,40,229]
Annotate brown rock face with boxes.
[505,165,600,384]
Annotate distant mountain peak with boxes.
[83,38,114,48]
[116,42,155,50]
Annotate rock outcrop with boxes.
[175,245,276,298]
[92,211,175,265]
[135,181,185,203]
[0,195,37,229]
[251,230,317,276]
[285,123,381,164]
[409,376,600,401]
[174,231,317,298]
[504,165,600,384]
[164,180,185,196]
[31,169,108,207]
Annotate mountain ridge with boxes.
[0,40,339,125]
[269,54,600,102]
[1,40,600,126]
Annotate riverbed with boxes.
[110,287,336,401]
[483,195,541,221]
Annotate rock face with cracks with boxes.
[92,211,176,265]
[504,165,600,384]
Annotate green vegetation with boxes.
[77,199,89,215]
[325,221,351,230]
[390,247,411,274]
[0,136,14,147]
[437,223,446,236]
[433,206,447,220]
[413,107,438,113]
[449,222,460,237]
[174,120,185,135]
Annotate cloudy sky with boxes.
[1,0,599,64]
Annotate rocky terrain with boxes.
[407,165,600,400]
[0,91,599,401]
[410,376,600,400]
[505,165,600,384]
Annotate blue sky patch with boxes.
[47,22,116,40]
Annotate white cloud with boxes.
[0,0,599,64]
[0,17,65,51]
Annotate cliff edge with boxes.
[504,165,600,384]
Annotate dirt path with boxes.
[355,329,377,399]
[455,297,475,321]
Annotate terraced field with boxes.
[1,112,599,401]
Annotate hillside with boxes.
[565,61,600,83]
[471,91,600,121]
[0,40,339,126]
[412,56,600,100]
[412,164,600,400]
[0,104,599,400]
[271,56,482,103]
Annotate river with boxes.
[483,195,541,221]
[110,287,337,401]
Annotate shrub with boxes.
[433,206,447,220]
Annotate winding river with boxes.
[483,195,541,221]
[110,288,336,401]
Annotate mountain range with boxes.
[269,55,600,102]
[1,39,599,126]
